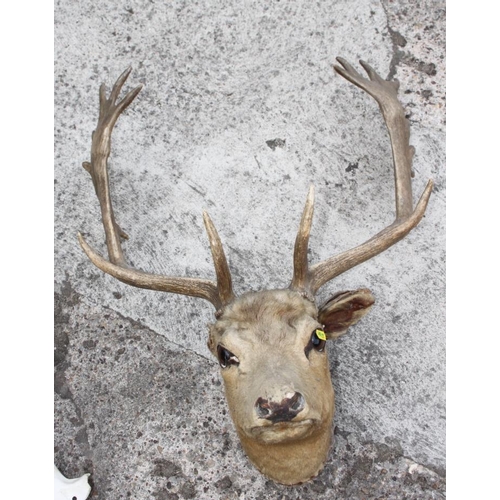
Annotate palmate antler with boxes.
[290,58,433,298]
[78,68,235,312]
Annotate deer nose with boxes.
[255,392,306,423]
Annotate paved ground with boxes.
[54,0,445,498]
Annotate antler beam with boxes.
[78,68,235,311]
[290,58,433,297]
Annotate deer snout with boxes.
[255,392,305,423]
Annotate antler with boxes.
[78,68,235,312]
[290,58,433,298]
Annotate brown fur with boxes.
[207,289,368,484]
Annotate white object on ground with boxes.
[54,465,91,500]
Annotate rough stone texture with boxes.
[55,0,445,498]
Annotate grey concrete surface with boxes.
[54,0,445,498]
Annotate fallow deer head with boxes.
[78,58,433,485]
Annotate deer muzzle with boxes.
[255,391,305,423]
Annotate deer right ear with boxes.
[318,289,375,340]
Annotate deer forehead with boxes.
[210,289,319,349]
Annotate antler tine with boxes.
[78,233,224,307]
[304,58,433,296]
[85,67,143,266]
[78,69,235,311]
[203,211,235,307]
[335,57,415,219]
[308,182,432,293]
[290,186,315,298]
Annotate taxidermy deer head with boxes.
[78,58,433,485]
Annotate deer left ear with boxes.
[318,288,375,340]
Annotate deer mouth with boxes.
[249,418,317,444]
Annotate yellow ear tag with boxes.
[316,329,327,341]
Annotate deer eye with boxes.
[305,329,327,357]
[217,345,240,369]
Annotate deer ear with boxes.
[318,288,375,339]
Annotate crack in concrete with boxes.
[380,0,407,80]
[107,304,217,364]
[56,275,218,363]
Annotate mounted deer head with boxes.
[78,58,433,485]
